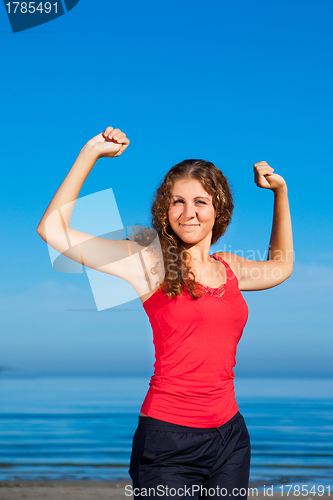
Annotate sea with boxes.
[0,375,332,490]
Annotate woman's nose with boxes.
[182,203,197,218]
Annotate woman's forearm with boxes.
[37,144,99,237]
[267,186,294,273]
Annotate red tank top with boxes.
[140,254,248,428]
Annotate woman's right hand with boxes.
[85,126,130,159]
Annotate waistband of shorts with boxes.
[137,411,241,432]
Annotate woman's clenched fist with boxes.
[253,161,287,192]
[86,127,130,159]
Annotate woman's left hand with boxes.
[253,161,287,192]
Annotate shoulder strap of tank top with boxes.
[210,253,231,269]
[211,254,241,286]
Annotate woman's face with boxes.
[168,178,216,245]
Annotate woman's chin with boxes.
[177,234,202,245]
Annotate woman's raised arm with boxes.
[218,161,294,291]
[37,127,129,238]
[36,127,153,296]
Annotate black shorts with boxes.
[129,411,251,499]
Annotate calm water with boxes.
[0,376,332,488]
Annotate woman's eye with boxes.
[173,200,206,205]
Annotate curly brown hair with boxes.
[150,159,234,300]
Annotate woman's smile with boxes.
[180,223,200,228]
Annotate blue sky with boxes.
[1,0,332,378]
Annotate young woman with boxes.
[37,126,293,499]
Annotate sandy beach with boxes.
[0,480,330,500]
[0,480,129,500]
